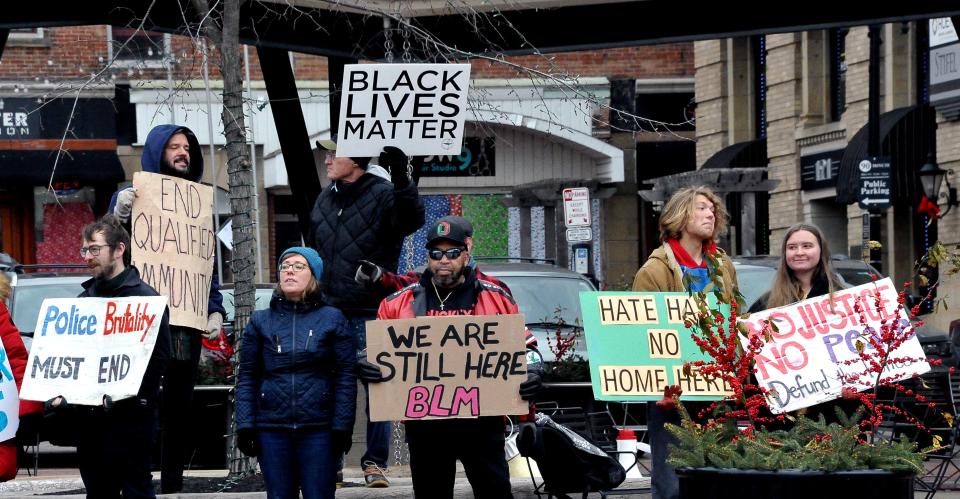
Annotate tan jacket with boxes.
[631,243,739,301]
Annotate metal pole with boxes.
[865,24,882,275]
[202,38,224,284]
[244,45,264,283]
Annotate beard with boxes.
[90,260,117,280]
[431,266,464,288]
[161,157,190,177]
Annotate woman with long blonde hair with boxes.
[749,223,842,312]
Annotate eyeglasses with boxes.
[79,244,111,257]
[279,262,309,273]
[428,247,467,261]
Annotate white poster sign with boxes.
[21,296,168,406]
[562,187,591,227]
[336,63,471,157]
[740,278,930,414]
[0,341,20,441]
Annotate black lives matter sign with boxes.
[336,63,471,157]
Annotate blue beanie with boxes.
[279,247,324,278]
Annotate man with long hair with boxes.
[632,186,739,499]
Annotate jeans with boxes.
[648,401,680,499]
[343,313,391,469]
[258,429,335,499]
[160,331,203,493]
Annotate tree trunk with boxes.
[191,0,256,474]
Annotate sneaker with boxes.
[363,461,389,488]
[336,470,344,489]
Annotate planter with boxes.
[676,467,915,499]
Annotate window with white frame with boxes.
[108,26,170,65]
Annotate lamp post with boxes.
[919,155,958,216]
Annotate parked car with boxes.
[481,262,596,368]
[7,271,87,352]
[217,283,275,340]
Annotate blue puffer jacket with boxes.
[235,292,357,432]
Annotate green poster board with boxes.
[579,291,732,402]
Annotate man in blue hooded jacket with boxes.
[110,124,228,494]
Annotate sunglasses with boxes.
[428,247,467,261]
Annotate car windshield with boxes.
[735,266,777,311]
[494,275,594,326]
[220,288,274,320]
[835,267,880,287]
[12,282,85,333]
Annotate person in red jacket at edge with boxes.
[353,215,513,298]
[0,273,44,481]
[356,216,542,499]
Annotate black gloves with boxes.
[43,396,69,416]
[519,372,543,400]
[356,358,386,383]
[380,146,411,189]
[354,260,384,288]
[331,429,353,457]
[237,428,259,457]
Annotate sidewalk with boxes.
[0,466,652,498]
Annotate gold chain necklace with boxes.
[433,283,454,311]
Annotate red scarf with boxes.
[667,239,715,269]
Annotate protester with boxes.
[357,216,542,499]
[748,223,842,312]
[0,274,43,481]
[631,186,738,499]
[235,247,357,499]
[310,140,424,487]
[354,215,513,297]
[45,215,171,497]
[109,124,227,493]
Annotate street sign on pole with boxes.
[563,187,591,227]
[857,157,891,211]
[566,227,593,243]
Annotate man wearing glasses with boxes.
[47,215,171,498]
[310,140,424,487]
[357,216,541,499]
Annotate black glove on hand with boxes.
[237,429,259,457]
[519,372,543,400]
[381,146,410,189]
[331,429,353,457]
[354,260,384,288]
[356,358,386,383]
[43,396,69,416]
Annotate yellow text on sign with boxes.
[598,365,668,396]
[671,366,733,396]
[596,295,659,325]
[647,329,681,359]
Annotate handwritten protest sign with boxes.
[336,63,471,157]
[131,172,215,330]
[740,278,930,414]
[21,296,168,406]
[580,292,733,402]
[365,314,527,422]
[0,341,20,441]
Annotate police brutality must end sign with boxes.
[336,64,471,158]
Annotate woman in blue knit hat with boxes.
[235,246,357,499]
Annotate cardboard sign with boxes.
[21,296,168,406]
[130,172,215,331]
[740,278,930,414]
[580,292,734,402]
[365,314,528,422]
[336,63,471,157]
[0,341,21,441]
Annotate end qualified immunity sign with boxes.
[336,63,471,158]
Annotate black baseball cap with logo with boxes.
[425,216,474,248]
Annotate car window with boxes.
[493,275,594,325]
[735,266,777,311]
[12,282,85,333]
[220,288,273,321]
[835,268,881,287]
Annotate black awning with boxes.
[836,104,936,205]
[702,138,767,169]
[0,150,124,186]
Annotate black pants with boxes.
[405,417,513,499]
[77,399,158,499]
[160,332,202,493]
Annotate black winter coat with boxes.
[79,266,171,404]
[235,292,357,432]
[310,174,424,313]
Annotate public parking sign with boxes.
[857,157,891,211]
[563,187,591,227]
